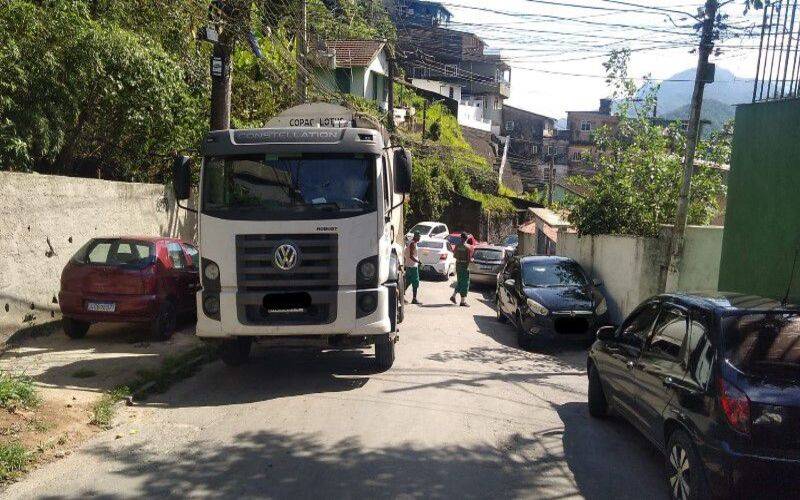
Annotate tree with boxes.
[564,50,727,237]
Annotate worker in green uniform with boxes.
[450,232,475,307]
[404,232,422,305]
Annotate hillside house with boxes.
[315,40,390,109]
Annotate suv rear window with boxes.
[723,313,800,380]
[73,239,155,269]
[417,241,445,249]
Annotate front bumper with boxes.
[196,286,392,339]
[58,291,159,323]
[699,439,800,497]
[520,310,609,342]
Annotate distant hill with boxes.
[662,98,735,136]
[637,67,752,133]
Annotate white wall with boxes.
[411,78,462,101]
[557,225,724,324]
[0,172,196,341]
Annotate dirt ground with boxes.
[0,320,202,482]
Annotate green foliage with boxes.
[307,0,395,41]
[90,387,131,429]
[566,50,727,237]
[0,372,39,410]
[0,442,29,482]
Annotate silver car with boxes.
[468,245,510,286]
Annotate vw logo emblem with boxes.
[273,243,300,271]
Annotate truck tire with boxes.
[63,318,90,339]
[397,272,405,324]
[219,337,252,367]
[375,335,395,370]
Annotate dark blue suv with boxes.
[587,293,800,499]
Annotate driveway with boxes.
[5,280,667,499]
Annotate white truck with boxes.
[172,103,411,369]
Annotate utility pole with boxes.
[664,0,719,292]
[387,48,396,132]
[210,40,233,130]
[547,153,555,206]
[297,0,308,102]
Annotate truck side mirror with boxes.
[172,155,192,201]
[393,148,412,194]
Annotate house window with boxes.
[505,120,514,132]
[449,87,454,99]
[580,120,592,132]
[531,144,539,154]
[571,151,581,161]
[493,98,503,110]
[547,145,556,155]
[444,64,457,76]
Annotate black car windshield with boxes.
[723,312,800,379]
[203,153,376,219]
[521,260,588,287]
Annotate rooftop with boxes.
[326,40,386,68]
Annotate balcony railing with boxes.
[754,0,800,102]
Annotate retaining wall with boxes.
[0,171,196,343]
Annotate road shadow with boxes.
[37,403,671,500]
[140,346,376,408]
[0,320,200,393]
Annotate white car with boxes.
[406,221,449,242]
[415,237,455,280]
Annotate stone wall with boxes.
[0,172,196,342]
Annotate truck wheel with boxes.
[219,337,252,367]
[150,301,177,341]
[63,318,90,339]
[397,273,405,324]
[375,335,395,370]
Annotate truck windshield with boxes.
[202,153,376,219]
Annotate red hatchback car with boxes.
[58,237,200,340]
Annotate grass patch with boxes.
[0,372,39,410]
[0,442,29,482]
[71,368,97,379]
[89,344,215,429]
[90,387,131,429]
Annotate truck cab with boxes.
[172,103,412,368]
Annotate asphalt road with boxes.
[6,280,668,499]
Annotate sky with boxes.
[440,0,764,119]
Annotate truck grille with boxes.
[236,234,338,291]
[235,234,338,326]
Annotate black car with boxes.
[496,256,609,349]
[587,293,800,499]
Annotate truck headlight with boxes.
[595,297,607,315]
[357,256,379,289]
[526,298,549,316]
[204,262,220,281]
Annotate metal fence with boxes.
[754,0,800,102]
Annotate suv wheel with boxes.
[375,335,395,370]
[588,365,609,418]
[219,337,252,367]
[666,430,709,500]
[63,318,90,339]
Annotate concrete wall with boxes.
[719,99,800,303]
[0,172,196,342]
[557,225,724,324]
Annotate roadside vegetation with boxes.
[564,50,729,237]
[0,372,39,411]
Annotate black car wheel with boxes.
[587,365,609,418]
[666,430,709,500]
[516,312,533,350]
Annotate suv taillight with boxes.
[717,376,750,435]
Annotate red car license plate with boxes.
[86,302,116,313]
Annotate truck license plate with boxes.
[86,302,116,313]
